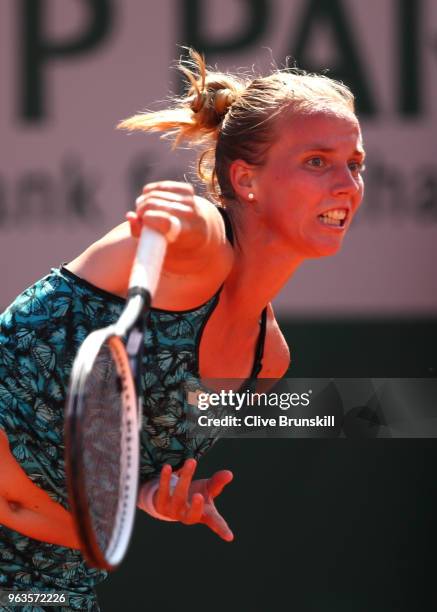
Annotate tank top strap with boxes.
[250,306,268,378]
[216,206,234,246]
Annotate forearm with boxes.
[0,429,82,550]
[0,496,81,549]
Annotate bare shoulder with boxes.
[259,303,291,378]
[64,222,138,297]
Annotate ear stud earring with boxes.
[248,193,255,201]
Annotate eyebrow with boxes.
[303,146,366,158]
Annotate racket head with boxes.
[65,329,140,571]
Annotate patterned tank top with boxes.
[0,208,267,610]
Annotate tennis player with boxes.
[0,50,365,609]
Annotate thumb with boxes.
[202,503,234,542]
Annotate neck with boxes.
[222,204,304,323]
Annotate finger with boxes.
[125,212,142,238]
[142,181,194,196]
[140,210,184,241]
[135,197,193,216]
[202,507,234,542]
[169,458,197,515]
[183,493,204,525]
[136,191,195,208]
[154,464,173,513]
[207,470,234,499]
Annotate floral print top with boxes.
[0,202,267,612]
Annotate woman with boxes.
[0,50,365,609]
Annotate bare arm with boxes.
[66,183,234,306]
[0,429,80,549]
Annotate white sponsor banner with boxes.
[1,0,436,315]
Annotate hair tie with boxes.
[190,91,207,113]
[215,88,235,118]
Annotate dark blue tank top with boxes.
[0,207,267,610]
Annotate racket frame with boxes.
[65,227,171,570]
[65,320,143,569]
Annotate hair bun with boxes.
[179,49,243,129]
[189,85,236,127]
[214,88,236,118]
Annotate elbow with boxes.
[7,499,23,513]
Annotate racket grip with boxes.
[128,227,168,295]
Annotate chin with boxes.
[305,239,344,258]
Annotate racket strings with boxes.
[82,344,124,553]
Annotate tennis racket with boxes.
[64,220,180,571]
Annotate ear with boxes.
[229,159,258,201]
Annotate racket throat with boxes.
[126,327,146,433]
[127,287,152,308]
[126,329,144,358]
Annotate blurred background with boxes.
[1,1,436,610]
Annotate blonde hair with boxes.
[118,49,355,204]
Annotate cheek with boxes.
[288,176,326,213]
[258,165,323,215]
[354,179,365,209]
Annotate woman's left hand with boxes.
[154,458,234,542]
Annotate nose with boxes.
[331,166,361,198]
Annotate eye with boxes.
[349,160,366,174]
[306,157,326,168]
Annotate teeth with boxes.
[319,216,342,226]
[320,209,347,220]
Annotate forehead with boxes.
[272,110,364,154]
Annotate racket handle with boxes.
[129,219,181,295]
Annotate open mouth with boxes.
[317,208,348,228]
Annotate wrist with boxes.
[138,474,179,522]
